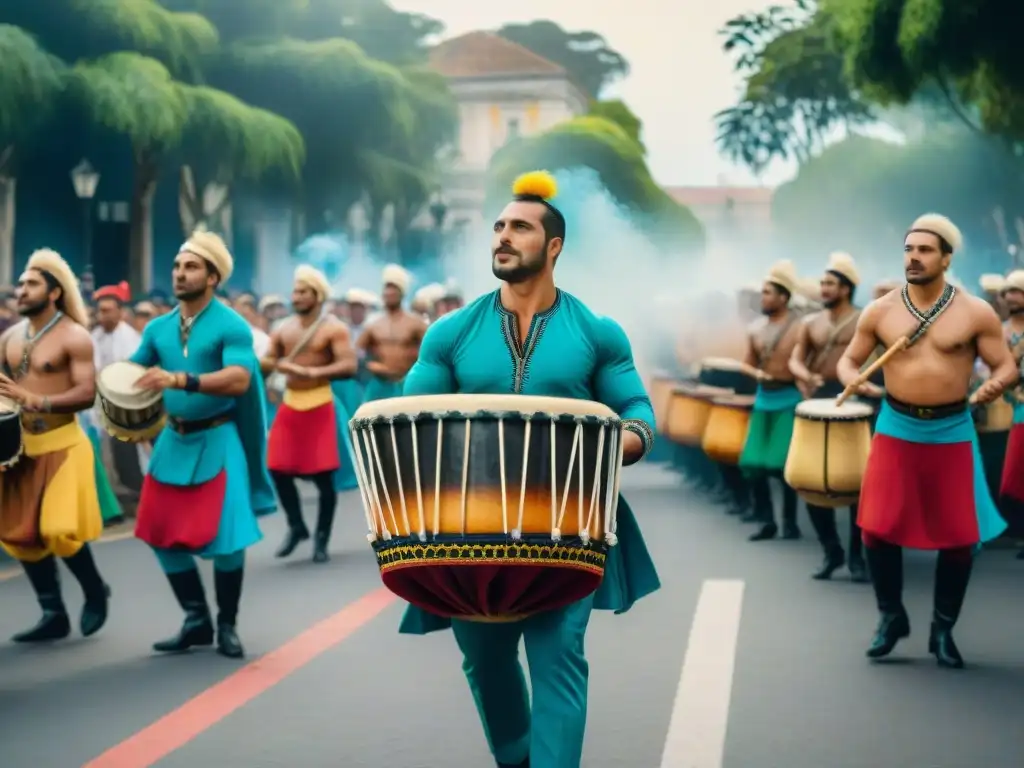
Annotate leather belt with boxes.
[885,395,966,420]
[167,412,233,435]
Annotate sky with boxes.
[390,0,794,188]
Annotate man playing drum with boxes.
[997,270,1024,549]
[262,265,358,563]
[0,249,111,643]
[357,264,426,402]
[788,253,873,582]
[131,229,276,659]
[398,171,660,768]
[740,260,803,541]
[837,214,1016,668]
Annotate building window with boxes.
[506,118,520,140]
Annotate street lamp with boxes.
[70,159,100,293]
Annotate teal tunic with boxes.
[396,288,659,768]
[132,302,276,557]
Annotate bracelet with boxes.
[184,373,201,393]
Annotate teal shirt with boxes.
[132,301,276,515]
[397,288,660,634]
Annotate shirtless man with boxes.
[789,253,874,582]
[739,260,803,541]
[263,266,358,563]
[357,264,426,402]
[0,249,110,643]
[838,214,1016,668]
[997,270,1024,549]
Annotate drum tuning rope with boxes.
[498,418,509,535]
[433,416,443,536]
[365,429,400,537]
[588,426,606,544]
[514,417,532,539]
[460,419,472,536]
[388,419,413,538]
[350,429,387,540]
[409,418,426,541]
[549,418,560,541]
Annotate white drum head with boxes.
[712,395,755,408]
[700,357,744,372]
[98,362,162,409]
[796,397,873,420]
[352,394,618,421]
[0,395,18,414]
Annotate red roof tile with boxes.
[429,31,566,79]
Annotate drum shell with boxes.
[0,410,23,470]
[701,402,751,465]
[666,386,731,446]
[649,377,676,432]
[699,367,756,395]
[975,397,1013,433]
[784,413,872,508]
[99,396,166,443]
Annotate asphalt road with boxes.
[1,463,1023,768]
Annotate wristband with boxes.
[184,373,201,393]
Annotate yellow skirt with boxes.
[0,421,103,562]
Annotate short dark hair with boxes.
[827,270,857,302]
[514,195,566,244]
[767,281,791,301]
[30,268,66,312]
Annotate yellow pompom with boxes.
[512,170,558,201]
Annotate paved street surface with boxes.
[2,464,1023,768]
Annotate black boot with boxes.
[721,465,749,516]
[152,569,214,653]
[864,540,909,658]
[847,509,868,583]
[214,567,245,659]
[272,472,309,558]
[312,474,336,564]
[806,504,844,579]
[62,544,110,637]
[928,549,972,669]
[11,556,70,643]
[748,477,778,540]
[780,484,801,539]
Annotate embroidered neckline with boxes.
[494,289,562,393]
[901,282,955,345]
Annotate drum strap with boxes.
[808,309,860,373]
[283,314,327,363]
[900,282,956,347]
[757,315,797,369]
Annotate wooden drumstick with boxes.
[835,336,909,405]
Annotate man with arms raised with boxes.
[0,249,110,642]
[398,172,660,768]
[131,229,276,659]
[838,214,1016,669]
[789,253,872,582]
[357,264,426,401]
[262,265,358,563]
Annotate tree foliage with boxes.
[587,100,645,153]
[714,1,871,173]
[0,25,65,157]
[486,114,703,249]
[496,20,628,98]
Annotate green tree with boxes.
[0,24,65,279]
[587,100,645,153]
[496,20,629,97]
[486,116,703,249]
[714,1,871,174]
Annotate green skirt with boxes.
[86,427,126,524]
[739,407,796,475]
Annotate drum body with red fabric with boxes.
[350,394,624,622]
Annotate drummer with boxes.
[398,170,660,768]
[357,264,426,402]
[837,213,1016,668]
[739,260,803,541]
[997,270,1024,550]
[979,273,1009,320]
[0,249,111,643]
[130,228,276,659]
[262,265,359,563]
[788,253,873,582]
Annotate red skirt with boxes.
[135,471,227,550]
[267,400,341,476]
[999,424,1024,535]
[857,434,979,549]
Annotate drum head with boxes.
[352,394,618,422]
[796,397,874,420]
[98,362,162,409]
[700,357,744,372]
[711,394,755,408]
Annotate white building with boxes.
[427,31,589,231]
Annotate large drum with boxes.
[699,357,756,395]
[784,398,874,507]
[666,384,732,446]
[96,362,166,443]
[349,394,623,622]
[702,394,754,465]
[0,396,23,471]
[648,372,676,430]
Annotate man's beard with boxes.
[1009,306,1024,315]
[295,304,315,316]
[17,298,49,317]
[492,249,545,284]
[822,297,840,309]
[175,285,206,301]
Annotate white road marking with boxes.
[660,579,745,768]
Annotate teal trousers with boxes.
[452,594,595,767]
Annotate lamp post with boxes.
[70,159,100,293]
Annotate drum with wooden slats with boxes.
[701,394,754,465]
[665,384,732,446]
[96,362,166,443]
[350,394,624,623]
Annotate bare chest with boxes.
[280,323,331,356]
[877,304,975,356]
[5,334,67,378]
[371,317,418,346]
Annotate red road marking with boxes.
[83,587,396,768]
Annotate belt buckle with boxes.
[915,406,935,420]
[169,418,185,434]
